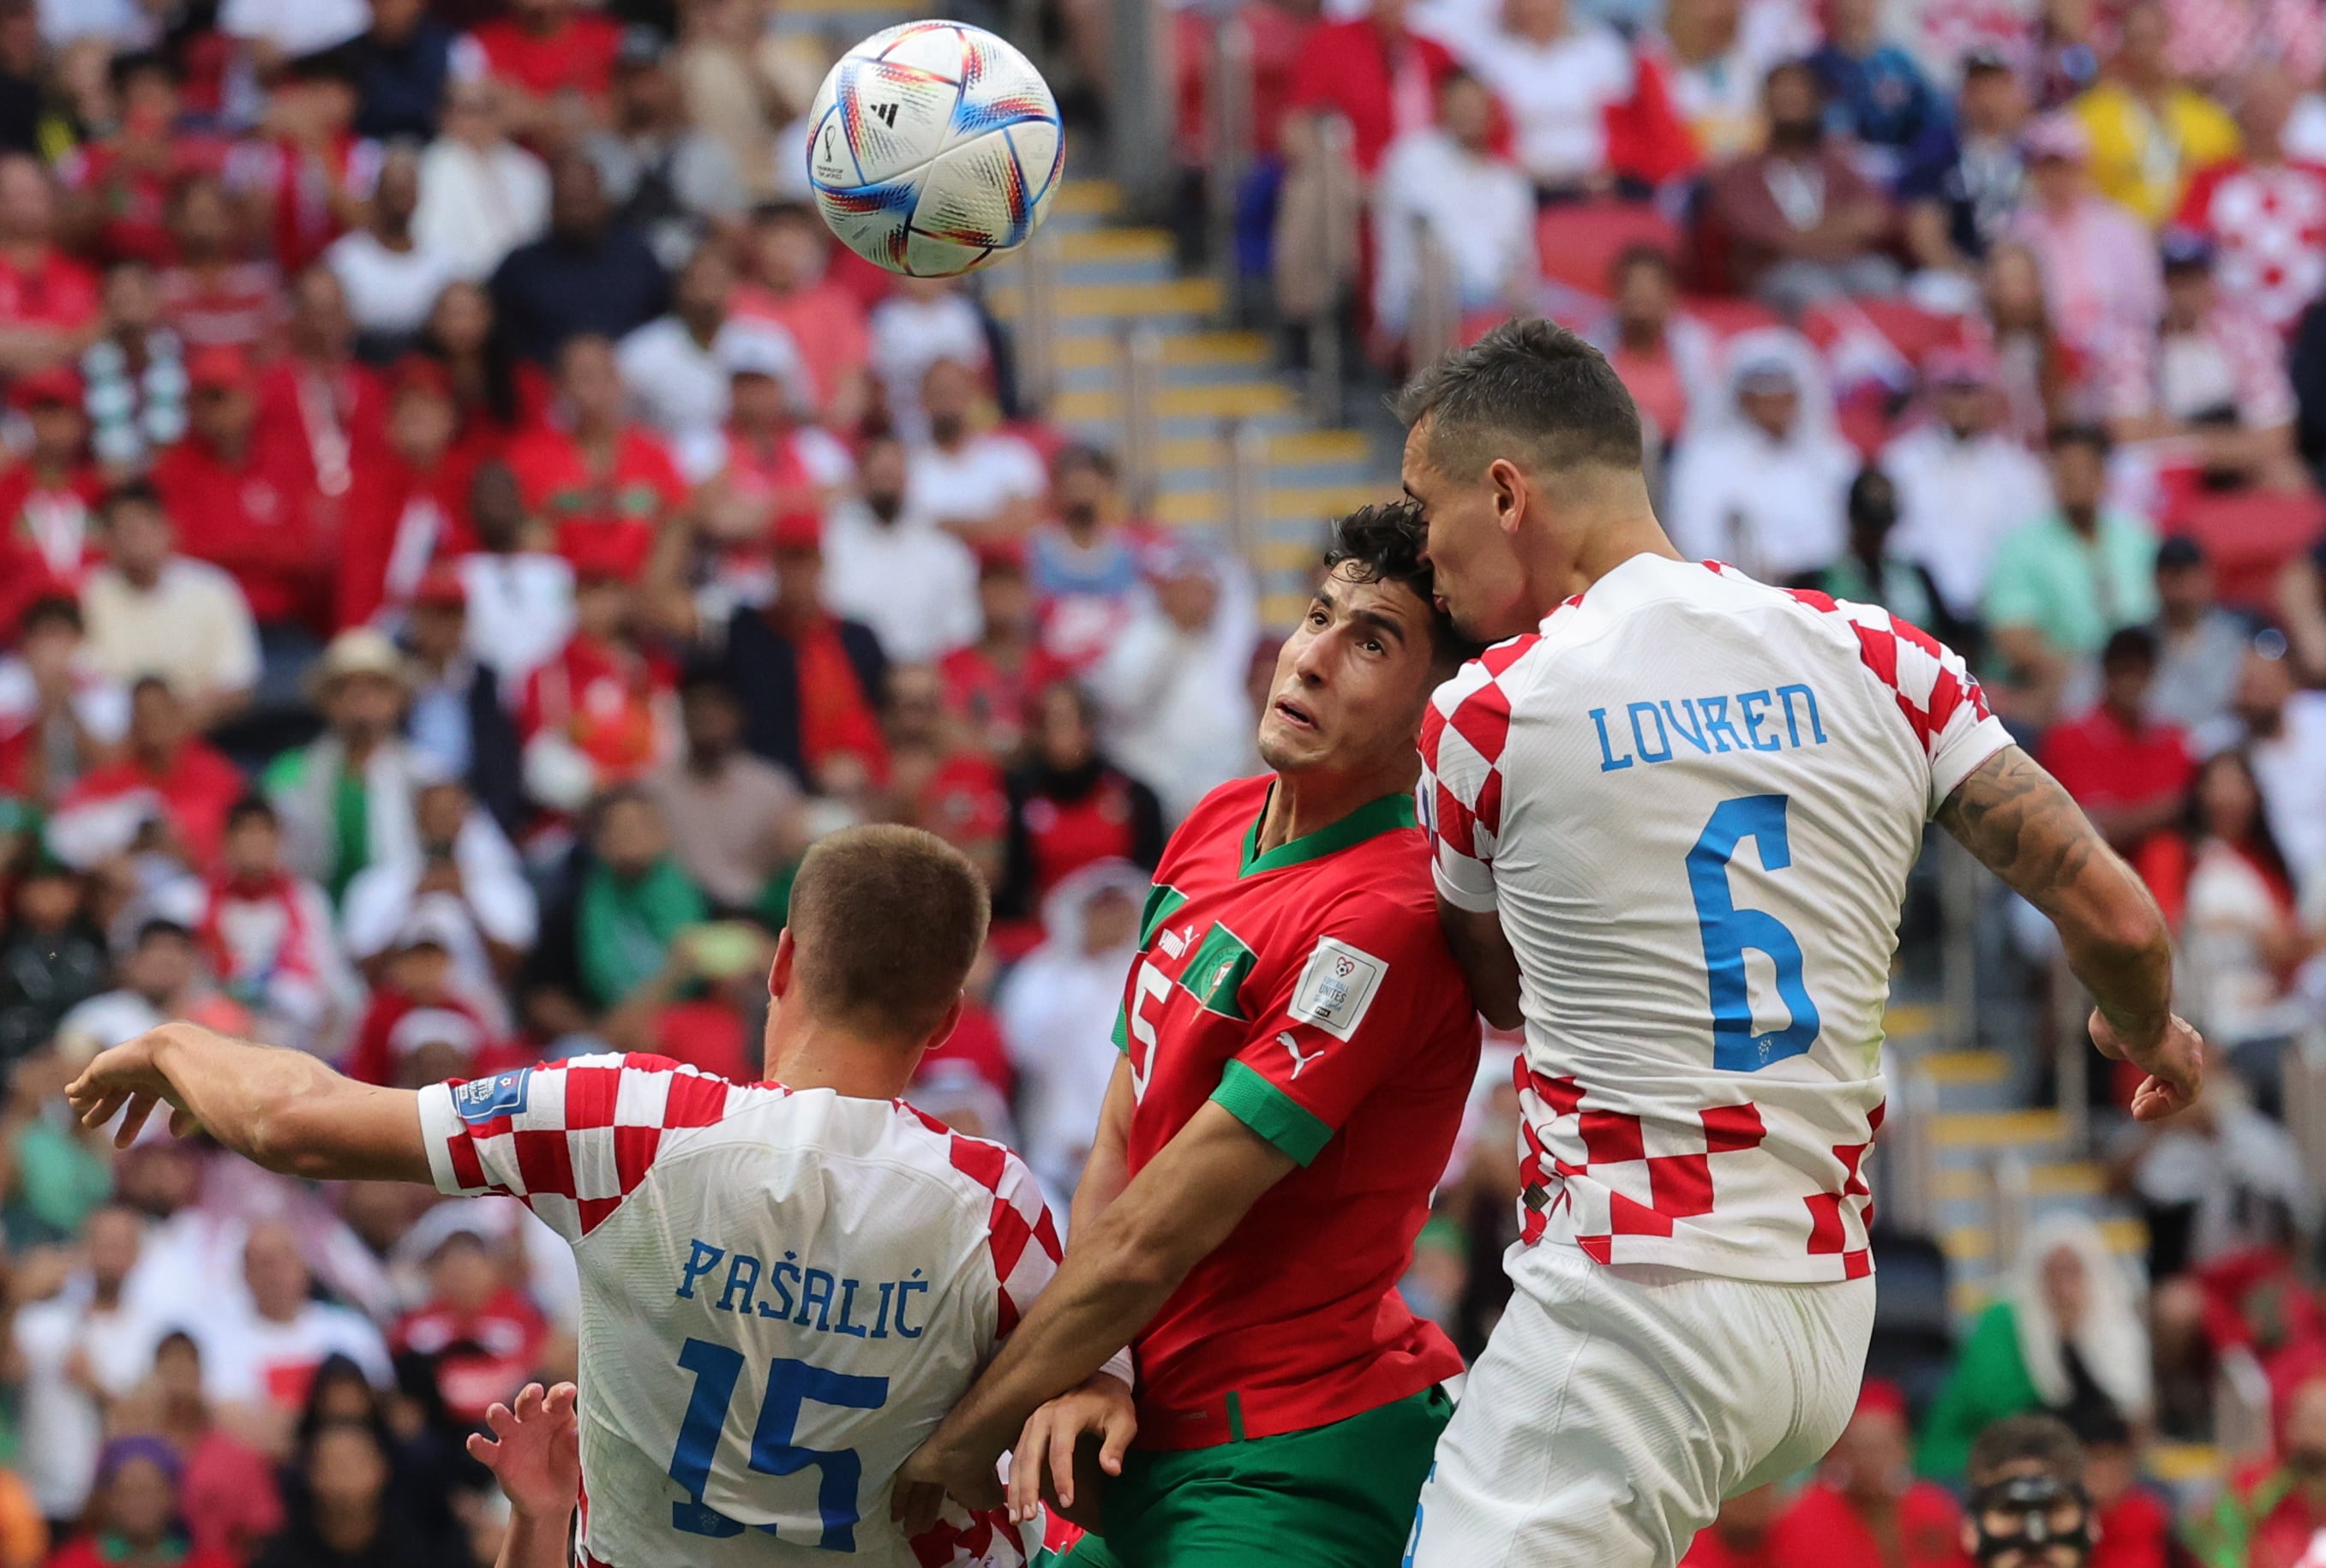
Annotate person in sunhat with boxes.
[261,625,435,899]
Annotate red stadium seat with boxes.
[2165,488,2326,609]
[1536,200,1682,297]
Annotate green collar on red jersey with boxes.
[1239,788,1418,877]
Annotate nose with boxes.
[1288,626,1333,685]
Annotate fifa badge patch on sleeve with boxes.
[1289,937,1388,1042]
[452,1069,531,1124]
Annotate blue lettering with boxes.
[758,1255,800,1320]
[1700,696,1746,754]
[1737,690,1781,752]
[833,1278,870,1338]
[872,1281,894,1340]
[1627,702,1672,763]
[1661,699,1710,753]
[896,1275,929,1340]
[1777,685,1827,746]
[676,1241,724,1301]
[795,1269,836,1331]
[716,1254,760,1315]
[1590,707,1634,772]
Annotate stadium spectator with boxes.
[396,567,520,821]
[339,775,534,1008]
[11,1206,153,1524]
[2038,627,2194,858]
[2007,115,2164,381]
[2214,631,2326,899]
[45,676,242,871]
[130,1332,281,1562]
[0,364,102,607]
[681,326,848,612]
[80,260,188,472]
[821,432,982,667]
[731,200,869,427]
[455,0,620,137]
[1586,243,1714,448]
[584,27,745,272]
[1765,1381,1967,1566]
[201,1222,393,1413]
[340,909,501,1088]
[1899,48,2032,290]
[618,246,800,458]
[1666,330,1856,580]
[0,594,123,805]
[45,1436,229,1568]
[1370,70,1535,349]
[347,0,453,142]
[2149,536,2253,733]
[2113,1069,2313,1281]
[0,153,99,376]
[1917,1217,2152,1482]
[1790,466,1965,649]
[644,668,799,912]
[388,1220,547,1426]
[530,785,702,1014]
[1981,240,2080,443]
[1882,343,2054,622]
[2175,66,2326,342]
[193,794,359,1050]
[414,281,546,470]
[883,660,1008,886]
[255,265,387,507]
[249,1418,432,1568]
[324,145,458,353]
[2069,0,2238,228]
[906,356,1046,543]
[516,535,674,811]
[1649,0,1811,163]
[335,365,476,634]
[1681,1486,1783,1567]
[995,679,1164,922]
[1982,424,2160,728]
[2077,1412,2178,1568]
[504,333,686,572]
[1806,0,1950,190]
[156,176,287,357]
[1698,59,1897,315]
[867,275,990,445]
[2281,537,2326,683]
[2195,1373,2326,1567]
[488,154,668,366]
[712,510,886,790]
[262,628,432,900]
[51,917,202,1056]
[451,461,573,697]
[1281,0,1457,177]
[942,542,1064,759]
[411,76,549,283]
[1028,444,1153,670]
[1453,0,1637,196]
[1087,541,1260,824]
[1957,1415,2100,1568]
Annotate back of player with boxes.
[421,1059,1054,1567]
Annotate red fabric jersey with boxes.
[1112,775,1478,1448]
[650,999,754,1083]
[159,260,291,353]
[466,13,624,99]
[1679,1529,1783,1568]
[0,245,99,332]
[914,996,1012,1102]
[335,450,480,629]
[392,1284,549,1424]
[2177,157,2326,338]
[57,741,246,868]
[345,990,510,1087]
[229,135,371,276]
[255,358,390,504]
[46,1539,238,1568]
[1282,19,1457,174]
[2090,1485,2177,1568]
[2226,1461,2326,1568]
[938,643,1070,757]
[150,433,325,626]
[504,423,686,574]
[519,633,673,785]
[0,463,102,634]
[1766,1482,1972,1568]
[57,132,229,265]
[2037,705,2194,816]
[729,283,868,418]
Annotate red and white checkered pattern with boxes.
[1418,555,2009,1282]
[2166,0,2326,88]
[2179,159,2326,338]
[931,1113,1063,1337]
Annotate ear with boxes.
[766,929,795,1001]
[1488,457,1529,540]
[926,992,966,1053]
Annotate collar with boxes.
[1240,785,1417,876]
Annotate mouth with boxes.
[1271,697,1317,732]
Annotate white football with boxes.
[806,21,1064,278]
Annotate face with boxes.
[21,613,78,680]
[224,812,281,877]
[1034,685,1095,769]
[329,671,405,739]
[594,796,668,875]
[1613,256,1673,328]
[2155,560,2210,617]
[1257,564,1443,778]
[1082,884,1140,955]
[2040,1243,2088,1323]
[408,597,465,663]
[0,154,53,242]
[1053,459,1112,525]
[884,664,944,746]
[729,371,788,428]
[2049,441,2106,512]
[153,1337,201,1401]
[171,179,232,254]
[2243,65,2298,144]
[754,215,825,290]
[2165,266,2214,324]
[124,930,195,1002]
[1986,244,2046,324]
[103,261,159,332]
[1936,381,1993,437]
[388,387,455,465]
[1157,566,1220,631]
[1738,381,1798,440]
[1765,65,1821,136]
[106,1456,175,1541]
[2030,154,2084,206]
[860,440,908,510]
[681,684,742,756]
[921,360,977,434]
[2101,651,2153,713]
[416,780,469,846]
[979,565,1032,633]
[2234,644,2294,729]
[1401,417,1533,643]
[677,248,734,320]
[441,77,501,143]
[2197,754,2260,839]
[429,1236,501,1311]
[549,157,607,239]
[470,463,525,548]
[1960,67,2028,135]
[2119,0,2167,73]
[243,1224,310,1320]
[129,680,187,751]
[85,1207,142,1290]
[28,398,83,458]
[189,380,254,446]
[1439,76,1495,144]
[374,151,421,224]
[307,1425,389,1512]
[2285,1379,2326,1464]
[1828,1405,1909,1505]
[559,337,625,425]
[1970,1459,2091,1568]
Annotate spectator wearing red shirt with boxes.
[418,278,553,471]
[224,51,375,278]
[337,360,477,631]
[2038,626,2197,859]
[2079,1413,2180,1568]
[46,676,245,871]
[156,176,290,356]
[886,661,1007,889]
[2199,1375,2326,1568]
[596,919,770,1081]
[389,1222,549,1427]
[1283,0,1457,176]
[1767,1382,1972,1568]
[45,1438,237,1568]
[342,912,507,1087]
[54,52,224,267]
[518,529,675,811]
[731,200,871,428]
[2176,65,2326,340]
[458,0,622,135]
[258,266,390,514]
[505,332,686,573]
[0,153,100,378]
[0,366,103,624]
[151,344,326,636]
[1680,1487,1783,1568]
[941,540,1070,759]
[995,679,1164,924]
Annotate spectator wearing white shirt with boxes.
[906,357,1047,542]
[0,595,129,807]
[79,482,261,733]
[412,75,551,281]
[867,274,989,445]
[324,143,459,352]
[1665,328,1857,580]
[454,461,573,698]
[820,430,982,665]
[340,778,536,1023]
[10,1206,165,1521]
[1879,343,2053,622]
[1372,71,1538,345]
[620,247,809,458]
[217,0,365,64]
[196,1222,393,1413]
[2211,635,2326,902]
[1462,0,1634,194]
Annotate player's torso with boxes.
[1118,777,1473,1443]
[567,1092,996,1568]
[1476,560,1933,1280]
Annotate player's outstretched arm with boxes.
[1936,745,2202,1120]
[469,1382,582,1568]
[64,1020,432,1182]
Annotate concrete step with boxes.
[1916,1049,2014,1111]
[1940,1214,2147,1273]
[1936,1187,2116,1238]
[1930,1108,2069,1170]
[988,277,1223,326]
[1154,482,1382,528]
[1931,1162,2106,1203]
[1058,330,1271,372]
[1053,380,1296,425]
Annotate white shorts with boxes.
[1405,1242,1876,1568]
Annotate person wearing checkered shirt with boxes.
[1394,320,2205,1568]
[62,824,1096,1568]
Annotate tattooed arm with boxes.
[1936,745,2203,1121]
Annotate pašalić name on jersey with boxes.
[675,1239,932,1340]
[1590,684,1831,773]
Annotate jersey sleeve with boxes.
[1418,640,1536,913]
[1818,595,2012,813]
[1212,892,1471,1168]
[414,1053,740,1245]
[940,1133,1063,1343]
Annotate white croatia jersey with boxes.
[417,1052,1059,1567]
[1418,556,2011,1283]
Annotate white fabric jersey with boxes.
[417,1053,1058,1568]
[1420,556,2011,1282]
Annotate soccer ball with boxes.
[805,21,1064,278]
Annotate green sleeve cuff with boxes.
[1211,1059,1333,1167]
[1112,1004,1128,1053]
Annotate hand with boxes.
[2089,1009,2203,1122]
[890,1434,1004,1537]
[1006,1371,1133,1526]
[64,1026,202,1147]
[466,1382,582,1521]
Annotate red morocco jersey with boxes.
[1114,775,1479,1450]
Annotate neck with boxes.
[207,430,248,465]
[687,746,730,778]
[763,1020,916,1098]
[2064,505,2100,536]
[1522,499,1684,613]
[92,1278,121,1309]
[2105,697,2142,728]
[316,1502,377,1553]
[1254,762,1411,855]
[343,732,380,764]
[2163,602,2197,631]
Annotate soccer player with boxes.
[1394,320,2203,1567]
[67,826,1082,1568]
[896,505,1484,1565]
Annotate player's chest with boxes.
[1118,875,1310,1110]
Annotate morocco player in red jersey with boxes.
[899,506,1484,1565]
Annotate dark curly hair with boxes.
[1321,500,1478,667]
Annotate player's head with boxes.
[1394,318,1651,644]
[1962,1414,2092,1568]
[1259,501,1473,782]
[770,825,990,1069]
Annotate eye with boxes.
[1307,607,1329,628]
[1361,637,1384,655]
